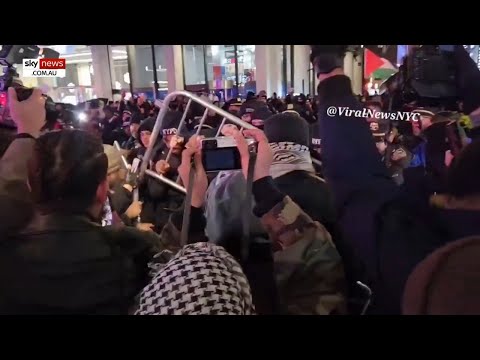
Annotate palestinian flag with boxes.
[364,48,398,80]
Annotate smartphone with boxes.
[201,137,256,172]
[201,137,241,172]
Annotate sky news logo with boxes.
[22,58,66,78]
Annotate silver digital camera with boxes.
[201,136,256,172]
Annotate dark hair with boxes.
[447,140,480,198]
[28,130,108,213]
[310,45,348,75]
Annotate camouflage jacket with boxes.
[162,187,348,315]
[260,196,347,315]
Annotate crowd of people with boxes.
[0,53,479,315]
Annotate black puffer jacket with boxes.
[0,212,161,314]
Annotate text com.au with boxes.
[22,58,66,78]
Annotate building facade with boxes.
[15,45,324,104]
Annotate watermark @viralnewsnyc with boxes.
[22,58,66,78]
[326,106,421,122]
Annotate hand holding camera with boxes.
[198,128,271,180]
[233,129,272,181]
[7,87,46,138]
[178,135,208,208]
[179,129,272,207]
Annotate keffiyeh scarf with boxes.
[136,243,255,315]
[269,142,314,179]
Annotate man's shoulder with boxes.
[102,225,162,253]
[1,219,118,265]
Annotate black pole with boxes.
[202,45,209,92]
[181,45,187,89]
[309,67,315,96]
[150,45,159,100]
[126,45,134,94]
[282,45,287,96]
[307,68,311,95]
[290,45,295,91]
[233,45,240,97]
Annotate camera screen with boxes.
[202,148,241,172]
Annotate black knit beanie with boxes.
[263,112,310,146]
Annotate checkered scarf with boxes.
[269,142,314,179]
[135,243,255,315]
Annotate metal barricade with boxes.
[113,141,129,170]
[140,90,255,192]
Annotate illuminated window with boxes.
[183,45,206,87]
[205,45,237,86]
[182,45,256,98]
[16,45,95,105]
[153,45,168,93]
[127,45,168,99]
[237,45,256,95]
[129,45,155,94]
[110,45,129,91]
